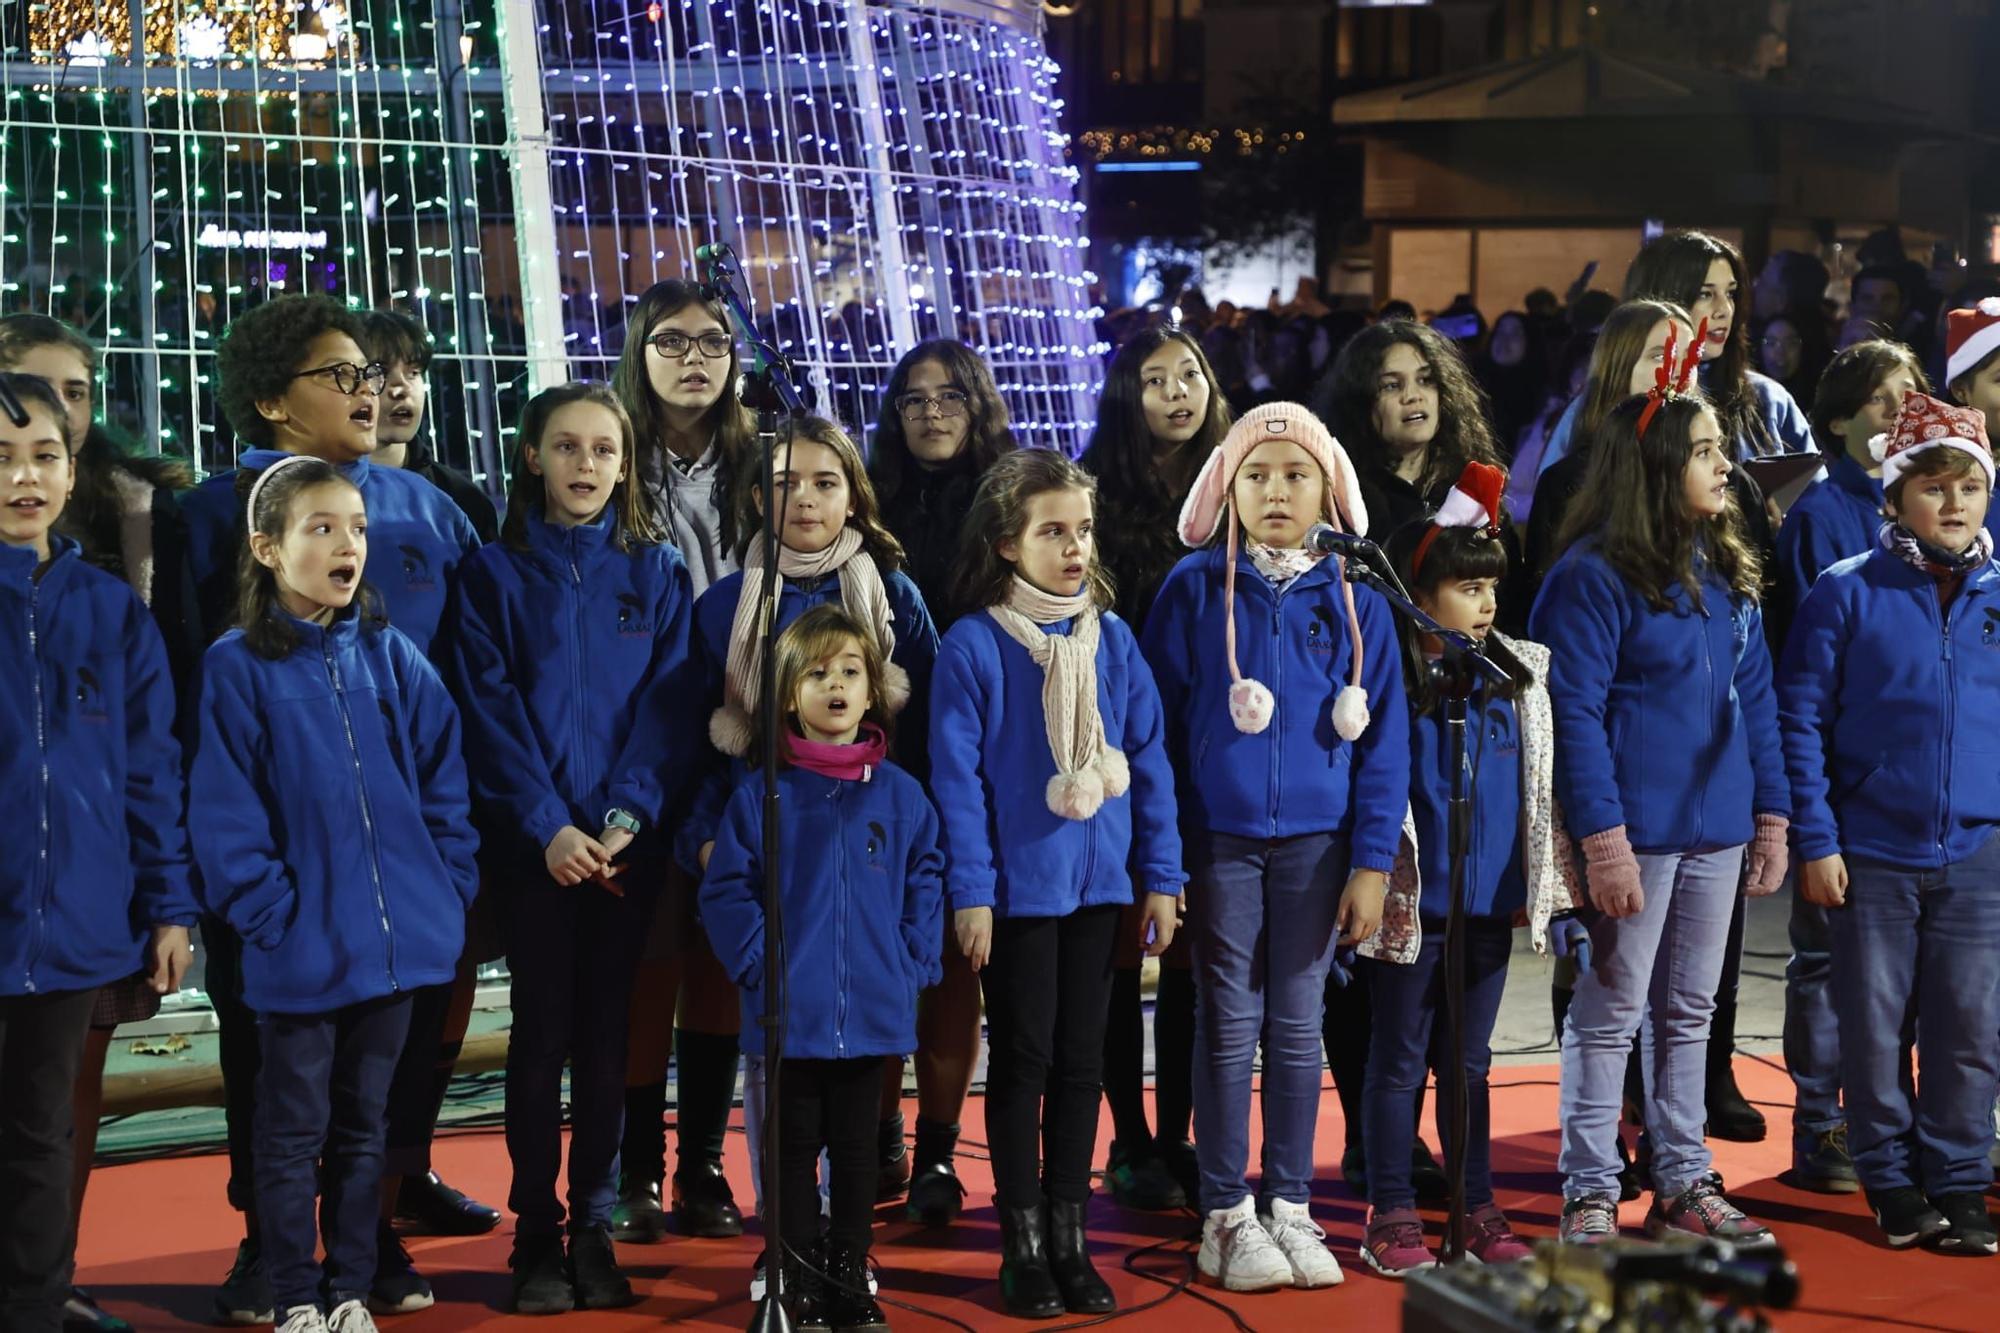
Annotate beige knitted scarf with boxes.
[984,576,1131,820]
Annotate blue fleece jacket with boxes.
[448,510,700,867]
[1,538,200,997]
[1780,455,2000,618]
[182,450,478,655]
[1411,694,1525,919]
[1140,549,1410,871]
[1529,543,1788,853]
[929,608,1186,916]
[189,612,480,1014]
[699,762,944,1059]
[676,561,941,868]
[1778,547,2000,867]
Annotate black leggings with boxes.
[980,906,1120,1209]
[776,1057,881,1258]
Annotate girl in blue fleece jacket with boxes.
[701,605,943,1329]
[1777,391,2000,1255]
[1143,402,1406,1295]
[1528,384,1788,1252]
[190,454,478,1333]
[0,373,198,1332]
[447,383,699,1312]
[930,448,1184,1320]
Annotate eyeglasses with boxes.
[648,330,734,360]
[290,361,387,397]
[894,389,969,421]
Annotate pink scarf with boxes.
[782,722,888,782]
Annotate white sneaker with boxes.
[276,1308,327,1333]
[1198,1199,1296,1292]
[326,1300,378,1333]
[1261,1198,1345,1288]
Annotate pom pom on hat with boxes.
[1333,684,1372,743]
[1229,678,1275,734]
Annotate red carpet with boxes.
[72,1057,1998,1330]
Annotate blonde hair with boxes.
[768,605,893,756]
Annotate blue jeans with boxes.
[1559,846,1742,1201]
[255,995,413,1312]
[1829,831,2000,1197]
[1363,916,1514,1212]
[1189,829,1345,1213]
[502,878,654,1240]
[1783,883,1843,1138]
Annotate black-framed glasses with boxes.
[290,361,387,397]
[648,330,734,360]
[895,389,969,421]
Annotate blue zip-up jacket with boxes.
[929,608,1187,915]
[1778,454,1883,617]
[700,762,944,1059]
[1529,542,1788,852]
[1411,694,1525,919]
[448,510,700,865]
[1141,548,1410,871]
[2,538,199,996]
[676,561,941,868]
[182,449,478,655]
[1535,368,1812,479]
[1778,547,2000,867]
[189,612,480,1014]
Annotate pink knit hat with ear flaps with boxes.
[1176,401,1373,740]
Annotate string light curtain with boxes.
[0,1,1100,475]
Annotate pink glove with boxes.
[1744,813,1789,897]
[1582,826,1644,919]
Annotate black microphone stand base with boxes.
[745,1297,796,1333]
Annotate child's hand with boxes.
[955,906,993,972]
[1336,870,1386,946]
[699,841,715,872]
[1141,893,1182,957]
[546,825,608,886]
[1800,854,1848,909]
[589,825,634,897]
[146,924,193,994]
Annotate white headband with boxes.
[244,453,321,526]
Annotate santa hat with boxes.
[1946,298,2000,388]
[1174,401,1373,741]
[1869,390,1994,490]
[1409,461,1508,580]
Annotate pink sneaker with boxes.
[1361,1208,1436,1278]
[1466,1203,1533,1264]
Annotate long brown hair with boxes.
[746,415,905,571]
[501,381,663,553]
[1556,394,1761,612]
[1574,300,1692,446]
[1624,230,1773,457]
[951,447,1113,615]
[1324,320,1502,495]
[868,340,1017,505]
[232,458,386,660]
[612,279,756,555]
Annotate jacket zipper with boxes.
[567,538,590,799]
[326,637,398,990]
[25,576,51,992]
[833,783,848,1056]
[1695,594,1714,849]
[1268,591,1283,839]
[1938,589,1960,860]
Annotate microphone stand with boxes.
[702,241,811,1333]
[1336,541,1509,1266]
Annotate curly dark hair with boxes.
[215,295,368,450]
[1078,327,1232,624]
[1555,393,1761,612]
[868,339,1016,505]
[1323,320,1501,496]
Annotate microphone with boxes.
[1303,522,1377,560]
[694,241,734,264]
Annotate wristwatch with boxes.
[603,807,642,835]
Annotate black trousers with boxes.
[382,979,457,1179]
[201,917,262,1215]
[775,1057,881,1258]
[0,988,106,1333]
[980,905,1120,1210]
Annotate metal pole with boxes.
[434,0,502,485]
[124,0,159,447]
[497,0,568,395]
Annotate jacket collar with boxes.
[1209,542,1340,597]
[1827,452,1884,506]
[525,505,615,566]
[0,532,79,593]
[239,447,373,489]
[1869,542,2000,595]
[280,601,365,651]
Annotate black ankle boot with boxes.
[997,1203,1064,1319]
[1045,1197,1115,1314]
[823,1240,889,1331]
[1705,993,1767,1142]
[876,1110,910,1202]
[907,1118,967,1226]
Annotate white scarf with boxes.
[984,576,1131,820]
[708,526,908,757]
[1245,539,1323,586]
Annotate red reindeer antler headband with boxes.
[1635,317,1708,441]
